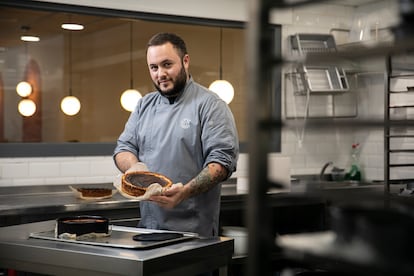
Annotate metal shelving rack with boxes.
[285,32,358,119]
[246,1,315,275]
[246,0,414,275]
[290,33,350,95]
[385,54,414,193]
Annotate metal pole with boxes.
[246,0,277,275]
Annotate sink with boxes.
[318,180,384,190]
[291,176,385,193]
[313,180,358,189]
[295,174,383,190]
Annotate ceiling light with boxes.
[20,35,40,42]
[20,26,40,42]
[209,28,234,104]
[18,99,36,117]
[61,23,84,31]
[16,81,32,97]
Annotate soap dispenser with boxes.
[345,143,362,182]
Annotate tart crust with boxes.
[121,171,173,197]
[56,215,110,236]
[77,188,112,198]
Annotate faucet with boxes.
[319,161,333,181]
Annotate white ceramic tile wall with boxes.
[0,1,399,187]
[279,1,396,180]
[0,156,120,187]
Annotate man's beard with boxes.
[154,65,187,98]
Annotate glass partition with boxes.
[0,2,280,156]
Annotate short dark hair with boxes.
[147,32,188,59]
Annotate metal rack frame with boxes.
[246,0,414,275]
[385,54,414,193]
[246,1,277,275]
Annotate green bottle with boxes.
[346,143,361,182]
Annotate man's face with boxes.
[147,42,189,97]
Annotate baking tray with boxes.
[29,225,198,249]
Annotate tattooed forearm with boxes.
[187,163,228,197]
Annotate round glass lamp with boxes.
[209,80,234,104]
[61,96,81,116]
[16,81,32,97]
[120,89,142,112]
[18,99,36,117]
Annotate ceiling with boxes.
[0,0,394,48]
[0,6,124,48]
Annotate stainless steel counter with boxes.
[0,181,332,275]
[0,179,404,276]
[0,183,140,214]
[0,182,244,216]
[0,179,385,216]
[0,220,233,276]
[0,180,386,227]
[0,182,252,226]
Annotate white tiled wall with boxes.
[0,1,400,187]
[0,156,120,186]
[277,1,396,181]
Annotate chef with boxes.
[113,32,239,237]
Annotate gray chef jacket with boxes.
[114,78,239,237]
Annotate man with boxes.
[114,32,239,237]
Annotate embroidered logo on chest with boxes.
[180,118,191,129]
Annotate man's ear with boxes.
[183,54,190,68]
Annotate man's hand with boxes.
[149,183,184,209]
[148,162,228,209]
[115,152,141,173]
[126,162,149,173]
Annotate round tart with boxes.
[121,171,173,197]
[56,215,110,236]
[76,187,112,198]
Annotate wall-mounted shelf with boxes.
[284,72,358,119]
[285,33,357,119]
[290,33,350,95]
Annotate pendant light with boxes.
[18,99,36,117]
[17,31,36,117]
[16,27,33,98]
[61,30,81,116]
[16,81,32,97]
[209,28,234,104]
[120,22,142,112]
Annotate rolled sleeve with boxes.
[113,110,140,161]
[202,98,239,179]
